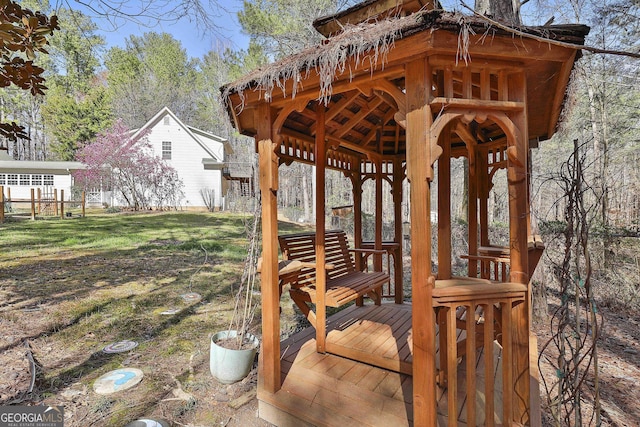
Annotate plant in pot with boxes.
[210,206,261,384]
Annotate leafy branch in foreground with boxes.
[0,0,59,142]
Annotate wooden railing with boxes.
[461,253,510,282]
[359,241,402,301]
[433,278,528,426]
[463,237,546,283]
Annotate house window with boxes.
[43,175,54,186]
[20,174,30,185]
[7,174,18,185]
[163,116,170,125]
[0,174,5,185]
[162,141,172,160]
[32,174,42,186]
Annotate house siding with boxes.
[145,115,225,209]
[0,168,79,201]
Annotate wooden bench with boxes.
[278,230,390,328]
[462,235,546,282]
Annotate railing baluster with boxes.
[447,305,458,426]
[501,300,513,425]
[466,302,477,427]
[484,304,495,427]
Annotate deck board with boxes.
[258,303,504,427]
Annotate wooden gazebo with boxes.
[222,2,589,425]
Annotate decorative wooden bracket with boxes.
[273,97,310,143]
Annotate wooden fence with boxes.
[0,186,85,223]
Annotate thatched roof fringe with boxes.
[221,10,592,113]
[221,12,422,111]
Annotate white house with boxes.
[1,107,230,211]
[128,107,230,210]
[0,148,85,203]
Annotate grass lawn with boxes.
[0,211,307,426]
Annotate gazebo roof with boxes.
[222,9,589,160]
[312,0,442,37]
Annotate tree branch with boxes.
[460,1,640,59]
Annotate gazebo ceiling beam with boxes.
[454,121,479,147]
[310,90,361,136]
[373,89,399,111]
[362,109,397,149]
[333,97,384,138]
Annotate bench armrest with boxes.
[460,254,511,263]
[296,261,336,270]
[350,248,387,255]
[257,258,333,272]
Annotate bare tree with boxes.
[474,0,522,25]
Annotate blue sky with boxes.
[63,0,560,60]
[66,0,251,59]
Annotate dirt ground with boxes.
[535,306,640,426]
[1,231,639,426]
[3,300,639,426]
[0,303,271,427]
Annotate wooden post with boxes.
[0,186,4,223]
[406,57,437,426]
[37,188,41,214]
[438,126,452,279]
[30,188,36,220]
[315,104,327,353]
[60,189,64,219]
[392,158,404,303]
[507,71,532,424]
[54,189,58,216]
[257,103,281,394]
[82,191,86,217]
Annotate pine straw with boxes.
[221,9,439,109]
[221,9,590,111]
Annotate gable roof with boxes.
[131,107,228,162]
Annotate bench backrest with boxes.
[278,230,356,288]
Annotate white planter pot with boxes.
[210,330,259,384]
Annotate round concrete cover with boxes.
[124,419,170,427]
[103,340,138,353]
[180,292,201,302]
[93,368,144,395]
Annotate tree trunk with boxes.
[531,267,548,324]
[302,169,311,222]
[474,0,521,25]
[459,158,469,222]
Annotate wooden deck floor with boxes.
[257,303,504,427]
